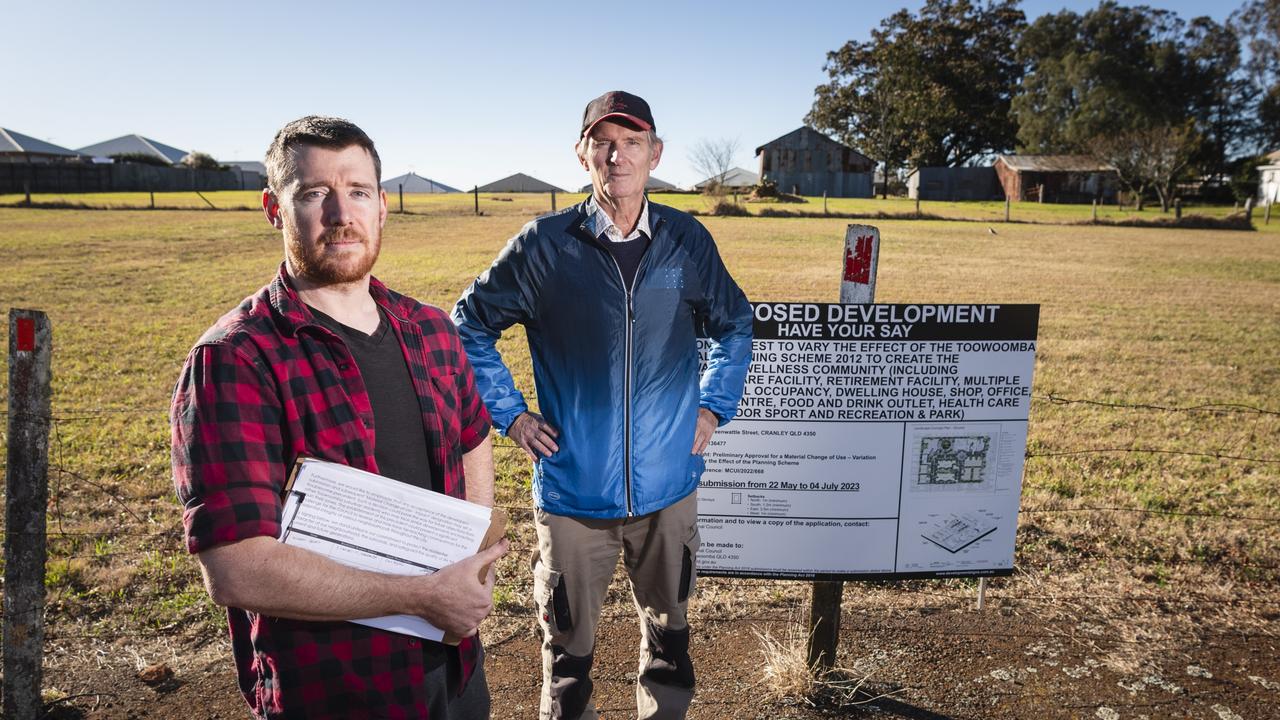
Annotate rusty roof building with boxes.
[994,155,1118,203]
[755,127,874,198]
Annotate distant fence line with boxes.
[0,162,263,194]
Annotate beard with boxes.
[285,224,381,285]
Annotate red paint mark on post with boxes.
[16,317,35,351]
[843,235,874,284]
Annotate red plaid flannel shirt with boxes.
[172,264,492,719]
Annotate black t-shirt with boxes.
[310,306,438,492]
[605,235,650,290]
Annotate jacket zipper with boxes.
[587,210,660,517]
[605,253,636,516]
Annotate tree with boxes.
[807,0,1025,188]
[1231,0,1280,150]
[1014,3,1194,152]
[1089,123,1199,211]
[181,151,222,170]
[690,137,740,195]
[1014,2,1250,206]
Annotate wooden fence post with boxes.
[4,309,53,720]
[1091,199,1098,223]
[806,226,880,673]
[399,184,404,214]
[1005,197,1011,223]
[1244,197,1254,225]
[474,185,480,216]
[551,189,557,213]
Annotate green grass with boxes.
[0,204,1276,637]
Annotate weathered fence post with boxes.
[4,309,53,720]
[1005,197,1011,223]
[1091,199,1098,223]
[1266,194,1273,225]
[150,190,155,209]
[551,189,557,213]
[474,185,480,216]
[915,196,921,218]
[1244,197,1254,225]
[823,190,828,215]
[806,227,880,674]
[399,184,404,214]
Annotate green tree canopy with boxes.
[807,0,1026,175]
[1231,0,1280,149]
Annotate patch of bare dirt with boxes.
[41,580,1280,719]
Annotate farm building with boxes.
[994,155,1118,203]
[578,175,678,193]
[907,166,1002,201]
[77,134,188,165]
[755,127,874,198]
[693,167,759,192]
[382,172,459,193]
[1258,150,1280,206]
[0,127,83,163]
[224,161,267,190]
[478,172,564,193]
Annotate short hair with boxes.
[264,116,381,195]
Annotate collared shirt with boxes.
[171,264,491,719]
[586,195,651,243]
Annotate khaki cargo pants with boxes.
[532,492,700,720]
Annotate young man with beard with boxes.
[453,92,753,719]
[172,116,507,719]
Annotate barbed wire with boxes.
[3,391,1277,420]
[1034,393,1279,416]
[1027,446,1280,463]
[1019,505,1279,522]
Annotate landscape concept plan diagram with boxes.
[914,435,993,488]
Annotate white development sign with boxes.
[696,302,1039,580]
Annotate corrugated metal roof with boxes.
[754,127,871,165]
[477,172,564,193]
[0,127,81,156]
[996,154,1114,172]
[76,134,188,164]
[226,160,267,175]
[382,172,459,193]
[577,176,678,193]
[694,167,759,189]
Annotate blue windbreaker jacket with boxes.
[452,200,752,518]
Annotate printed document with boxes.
[278,457,505,643]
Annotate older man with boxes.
[453,91,753,719]
[172,115,507,719]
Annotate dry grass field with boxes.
[0,202,1277,718]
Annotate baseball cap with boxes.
[580,91,655,138]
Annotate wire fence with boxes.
[2,389,1280,640]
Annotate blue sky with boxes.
[1,0,1234,191]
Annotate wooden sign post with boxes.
[807,225,880,673]
[4,309,53,720]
